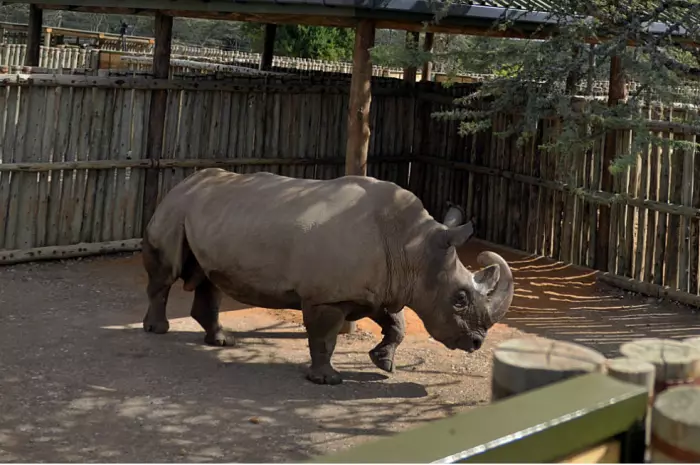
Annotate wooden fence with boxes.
[410,81,700,306]
[0,44,99,69]
[0,42,406,77]
[126,48,407,78]
[2,71,700,307]
[0,73,413,263]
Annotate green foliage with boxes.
[242,23,354,61]
[375,0,700,178]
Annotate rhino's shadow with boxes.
[110,324,420,400]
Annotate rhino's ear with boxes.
[473,264,500,295]
[441,219,476,249]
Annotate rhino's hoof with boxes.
[205,330,231,347]
[369,350,394,373]
[143,319,170,334]
[306,368,343,385]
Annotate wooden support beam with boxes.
[403,31,419,83]
[421,32,434,82]
[43,27,52,47]
[25,4,43,66]
[342,18,375,334]
[345,19,375,177]
[259,23,276,71]
[565,45,582,94]
[595,54,627,271]
[141,11,173,235]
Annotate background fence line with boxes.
[0,43,407,77]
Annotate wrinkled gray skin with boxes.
[142,169,515,385]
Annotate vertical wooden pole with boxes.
[25,4,43,66]
[141,12,173,235]
[341,18,375,334]
[259,23,276,71]
[586,44,595,95]
[595,54,627,270]
[403,31,419,83]
[345,19,375,177]
[43,28,52,47]
[565,45,582,94]
[421,32,434,82]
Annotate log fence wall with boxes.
[409,83,700,305]
[0,43,99,69]
[1,72,699,307]
[0,42,407,77]
[0,73,412,263]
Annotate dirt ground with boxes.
[1,240,699,463]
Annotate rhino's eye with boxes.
[454,290,468,308]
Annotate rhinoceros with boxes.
[142,168,514,385]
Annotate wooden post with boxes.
[421,32,434,82]
[606,357,655,394]
[565,45,582,94]
[25,4,43,66]
[141,12,173,235]
[341,18,375,334]
[619,338,700,396]
[586,44,595,95]
[685,337,700,351]
[43,28,52,47]
[259,23,276,71]
[650,386,700,463]
[345,19,375,177]
[595,54,627,271]
[491,337,606,401]
[403,31,419,83]
[606,357,656,459]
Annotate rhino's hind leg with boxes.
[142,238,174,335]
[303,304,346,385]
[368,309,406,373]
[190,279,230,347]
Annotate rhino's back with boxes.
[178,169,427,307]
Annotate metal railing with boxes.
[312,373,648,463]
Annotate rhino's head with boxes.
[411,222,514,353]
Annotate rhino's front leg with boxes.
[302,304,346,385]
[368,308,406,373]
[190,279,231,347]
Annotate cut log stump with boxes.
[619,338,700,395]
[651,386,700,463]
[491,337,607,401]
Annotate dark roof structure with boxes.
[2,0,690,39]
[0,0,559,35]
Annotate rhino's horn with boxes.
[477,251,514,325]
